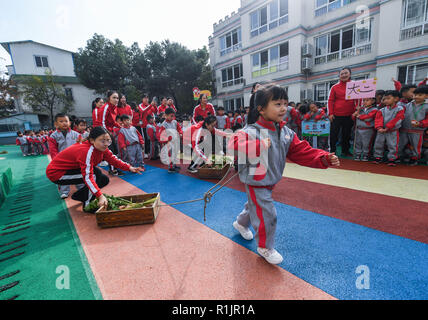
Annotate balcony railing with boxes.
[220,43,242,57]
[400,23,428,41]
[314,43,372,65]
[222,78,244,88]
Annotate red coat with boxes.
[192,104,216,124]
[328,80,357,117]
[116,105,133,119]
[140,103,157,128]
[46,141,130,198]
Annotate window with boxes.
[250,0,288,37]
[35,56,49,68]
[220,28,242,56]
[252,42,289,78]
[221,63,243,88]
[224,97,244,111]
[314,22,372,65]
[315,0,357,17]
[353,74,370,81]
[398,63,428,84]
[64,88,74,101]
[400,0,428,40]
[314,80,338,103]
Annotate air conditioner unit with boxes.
[302,58,313,71]
[302,43,313,57]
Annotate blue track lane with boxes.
[119,165,428,300]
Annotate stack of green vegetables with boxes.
[84,195,157,213]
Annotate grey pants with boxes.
[373,130,400,161]
[354,128,375,158]
[399,131,424,160]
[125,144,144,168]
[237,185,277,250]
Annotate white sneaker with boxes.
[100,161,108,167]
[257,247,283,265]
[233,221,253,241]
[60,193,69,199]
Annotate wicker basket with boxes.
[96,193,160,229]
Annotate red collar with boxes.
[256,117,276,131]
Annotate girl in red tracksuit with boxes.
[91,97,105,128]
[46,127,144,211]
[116,94,133,120]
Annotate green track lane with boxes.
[0,146,102,300]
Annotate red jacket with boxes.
[140,103,157,128]
[98,103,121,132]
[374,105,405,131]
[131,109,142,127]
[157,104,168,115]
[116,105,133,119]
[328,80,357,117]
[46,141,130,198]
[192,104,216,124]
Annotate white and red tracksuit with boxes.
[192,103,216,124]
[352,105,378,159]
[373,104,405,161]
[216,115,231,130]
[228,117,331,249]
[116,104,133,120]
[157,119,183,168]
[146,123,159,159]
[16,136,28,156]
[46,141,131,200]
[118,125,145,167]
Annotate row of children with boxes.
[16,130,50,156]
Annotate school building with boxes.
[209,0,428,110]
[1,40,98,127]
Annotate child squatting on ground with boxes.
[228,85,340,265]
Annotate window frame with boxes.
[34,55,49,68]
[251,41,289,78]
[224,96,244,111]
[315,0,357,17]
[220,27,242,56]
[401,0,428,28]
[397,62,428,84]
[221,63,244,88]
[250,0,289,38]
[313,80,338,104]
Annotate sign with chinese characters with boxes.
[302,120,330,137]
[346,78,377,100]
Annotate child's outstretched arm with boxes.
[286,135,338,169]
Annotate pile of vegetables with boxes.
[84,195,157,213]
[202,155,230,169]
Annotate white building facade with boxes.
[1,40,99,124]
[209,0,428,110]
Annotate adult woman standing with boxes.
[116,94,133,120]
[249,82,261,109]
[328,67,357,156]
[46,127,144,211]
[192,94,216,124]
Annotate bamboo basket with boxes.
[197,164,230,180]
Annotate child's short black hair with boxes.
[376,90,385,96]
[165,108,176,115]
[384,90,401,98]
[195,115,204,123]
[76,119,87,126]
[400,84,417,95]
[121,114,131,121]
[217,106,224,111]
[54,113,68,122]
[146,115,154,122]
[16,131,22,135]
[414,85,428,95]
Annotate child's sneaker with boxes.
[168,167,177,174]
[354,155,361,161]
[257,247,283,265]
[116,170,125,176]
[233,221,253,241]
[187,166,198,174]
[60,193,69,199]
[174,165,181,171]
[373,157,382,164]
[387,160,397,167]
[361,156,369,162]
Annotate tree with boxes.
[74,34,131,94]
[20,70,74,127]
[0,77,18,117]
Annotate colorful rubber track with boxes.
[1,145,427,300]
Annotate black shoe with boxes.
[109,169,118,176]
[174,165,181,171]
[168,167,176,174]
[408,159,418,166]
[187,166,198,174]
[116,170,125,176]
[387,160,397,167]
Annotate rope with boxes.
[156,163,245,221]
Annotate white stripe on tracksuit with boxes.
[84,146,99,195]
[102,105,109,129]
[195,127,208,162]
